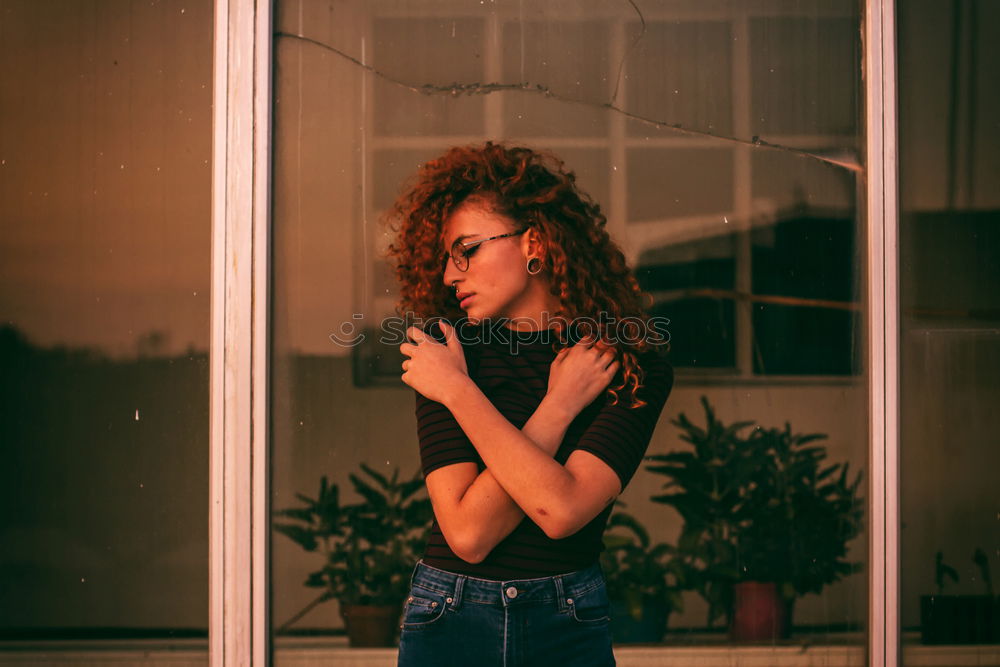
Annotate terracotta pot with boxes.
[729,581,790,642]
[340,603,402,647]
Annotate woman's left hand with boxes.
[399,321,469,404]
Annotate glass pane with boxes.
[899,1,1000,662]
[625,20,733,138]
[749,16,859,138]
[373,18,485,136]
[502,21,610,138]
[271,0,866,661]
[0,0,212,654]
[750,151,860,375]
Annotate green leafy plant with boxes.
[645,396,864,627]
[273,463,433,631]
[600,508,686,622]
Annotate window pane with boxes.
[636,236,738,369]
[625,20,733,139]
[271,0,867,661]
[750,150,860,375]
[0,0,212,651]
[749,16,859,138]
[627,148,735,221]
[373,18,486,136]
[899,1,1000,660]
[502,21,610,138]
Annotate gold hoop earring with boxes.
[526,257,542,275]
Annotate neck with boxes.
[503,282,562,331]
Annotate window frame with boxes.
[210,0,273,665]
[209,0,900,664]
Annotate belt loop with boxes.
[450,574,465,611]
[553,574,568,612]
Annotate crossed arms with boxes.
[401,323,625,563]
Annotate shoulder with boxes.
[635,348,674,391]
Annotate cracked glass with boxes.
[270,0,868,657]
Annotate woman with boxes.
[387,142,674,667]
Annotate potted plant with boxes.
[645,396,864,641]
[921,548,999,644]
[600,507,686,644]
[273,463,433,646]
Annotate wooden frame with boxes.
[210,0,273,665]
[865,1,901,666]
[209,0,902,664]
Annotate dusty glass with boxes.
[898,1,1000,662]
[270,0,867,658]
[0,0,212,652]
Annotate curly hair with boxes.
[384,141,667,408]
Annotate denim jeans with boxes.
[396,559,616,667]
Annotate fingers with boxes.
[400,342,417,357]
[569,336,611,360]
[600,348,617,369]
[406,326,427,345]
[438,320,460,352]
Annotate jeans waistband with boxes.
[409,559,605,611]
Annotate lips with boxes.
[455,291,475,309]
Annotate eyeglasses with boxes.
[443,229,527,272]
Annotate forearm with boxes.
[443,378,583,538]
[447,395,574,561]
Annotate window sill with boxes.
[2,636,997,666]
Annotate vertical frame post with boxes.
[211,0,273,665]
[865,0,900,665]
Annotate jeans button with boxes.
[505,586,518,599]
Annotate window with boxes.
[269,0,870,660]
[0,0,213,648]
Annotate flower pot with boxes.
[729,581,790,642]
[920,595,999,644]
[340,603,402,647]
[609,598,670,644]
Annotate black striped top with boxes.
[414,324,674,579]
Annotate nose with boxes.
[442,256,462,287]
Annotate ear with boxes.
[522,227,546,261]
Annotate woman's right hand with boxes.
[546,336,620,418]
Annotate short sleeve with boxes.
[414,390,482,478]
[573,353,674,491]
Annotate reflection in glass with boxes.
[899,2,1000,659]
[271,0,866,659]
[0,0,212,650]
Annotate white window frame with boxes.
[210,0,272,665]
[209,0,899,664]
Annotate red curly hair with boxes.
[385,142,667,408]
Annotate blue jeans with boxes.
[396,559,616,667]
